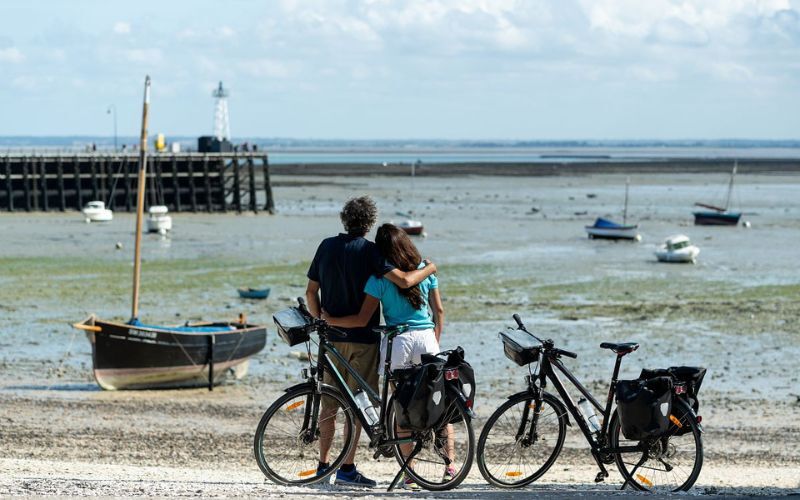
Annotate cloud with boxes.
[113,22,131,35]
[124,48,163,64]
[0,47,24,63]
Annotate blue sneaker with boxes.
[334,467,377,488]
[316,463,330,477]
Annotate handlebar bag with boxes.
[616,375,673,441]
[273,307,312,346]
[393,359,445,432]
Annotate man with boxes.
[306,196,436,487]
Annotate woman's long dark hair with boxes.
[375,223,425,309]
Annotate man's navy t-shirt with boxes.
[307,233,394,344]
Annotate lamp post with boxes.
[107,104,118,152]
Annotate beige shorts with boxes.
[321,341,379,412]
[379,328,440,375]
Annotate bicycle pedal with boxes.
[594,471,607,483]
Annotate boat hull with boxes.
[693,212,741,226]
[585,226,640,240]
[238,288,270,300]
[79,316,267,390]
[147,215,172,233]
[656,246,700,263]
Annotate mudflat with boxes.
[1,172,798,496]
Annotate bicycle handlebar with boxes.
[512,313,577,359]
[553,348,578,359]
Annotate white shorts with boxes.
[379,328,440,375]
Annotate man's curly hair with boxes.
[340,196,378,236]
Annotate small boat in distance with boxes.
[585,177,640,241]
[655,234,700,264]
[585,217,640,240]
[397,218,424,236]
[238,287,271,300]
[693,162,742,226]
[398,160,425,236]
[147,205,172,234]
[82,201,113,223]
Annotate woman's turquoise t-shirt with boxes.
[364,266,438,330]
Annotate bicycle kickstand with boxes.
[387,441,423,492]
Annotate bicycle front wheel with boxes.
[609,398,703,492]
[387,394,475,491]
[477,391,567,488]
[254,385,355,486]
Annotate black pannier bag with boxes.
[615,375,673,441]
[499,329,541,366]
[640,366,706,435]
[438,347,475,424]
[393,359,446,431]
[273,307,312,346]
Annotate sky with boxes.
[0,0,799,140]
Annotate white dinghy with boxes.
[147,205,172,234]
[655,234,700,264]
[82,201,113,223]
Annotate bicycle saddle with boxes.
[599,342,639,355]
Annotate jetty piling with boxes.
[0,152,274,214]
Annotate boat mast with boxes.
[724,160,737,211]
[623,176,630,225]
[131,76,151,321]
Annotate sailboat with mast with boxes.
[73,77,267,390]
[585,177,641,240]
[397,160,424,236]
[693,162,742,226]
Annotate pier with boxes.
[0,152,275,213]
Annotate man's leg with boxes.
[334,341,380,487]
[319,343,348,467]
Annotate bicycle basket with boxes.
[499,330,541,366]
[273,307,312,346]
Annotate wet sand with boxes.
[1,172,799,496]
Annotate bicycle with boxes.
[254,298,475,491]
[476,314,704,492]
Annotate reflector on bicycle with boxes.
[444,368,459,380]
[298,469,316,477]
[286,401,304,411]
[505,471,522,477]
[669,414,683,428]
[636,474,653,487]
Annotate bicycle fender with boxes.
[446,384,475,420]
[506,389,572,427]
[674,397,704,434]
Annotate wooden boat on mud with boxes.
[73,76,267,391]
[693,162,742,226]
[74,315,266,390]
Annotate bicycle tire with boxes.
[386,393,475,491]
[254,385,355,486]
[610,398,704,492]
[477,391,567,488]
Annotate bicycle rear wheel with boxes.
[387,394,475,491]
[609,398,703,492]
[254,385,355,485]
[476,391,567,488]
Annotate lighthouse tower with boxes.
[212,81,230,141]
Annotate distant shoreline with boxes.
[271,159,800,176]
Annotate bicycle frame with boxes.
[305,326,412,448]
[527,350,643,474]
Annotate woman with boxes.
[322,223,452,488]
